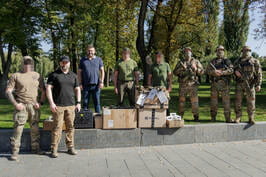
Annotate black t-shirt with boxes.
[47,69,79,106]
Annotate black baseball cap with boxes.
[60,56,70,62]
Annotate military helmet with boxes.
[183,47,192,52]
[23,56,34,65]
[242,46,251,52]
[216,45,225,51]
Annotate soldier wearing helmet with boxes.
[234,46,262,124]
[206,45,234,122]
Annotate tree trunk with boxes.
[0,43,13,98]
[165,31,172,62]
[51,32,59,70]
[136,0,161,86]
[69,5,77,73]
[136,0,149,86]
[115,0,120,61]
[106,66,110,87]
[0,76,7,98]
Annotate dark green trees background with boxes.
[0,0,265,98]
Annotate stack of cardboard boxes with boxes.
[136,87,169,128]
[98,87,184,129]
[44,87,184,130]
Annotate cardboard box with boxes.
[102,107,137,129]
[136,87,169,109]
[43,119,66,131]
[138,109,167,128]
[94,113,103,129]
[167,119,184,128]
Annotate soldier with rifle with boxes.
[173,47,204,121]
[206,45,234,122]
[234,46,262,124]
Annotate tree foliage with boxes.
[0,0,263,97]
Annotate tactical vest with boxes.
[178,58,199,84]
[236,57,256,85]
[210,58,231,83]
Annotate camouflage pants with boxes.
[10,104,40,153]
[235,83,256,120]
[117,81,135,107]
[178,83,199,117]
[51,106,75,152]
[210,81,231,121]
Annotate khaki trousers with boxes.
[51,106,75,152]
[10,104,40,153]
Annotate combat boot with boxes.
[32,148,45,155]
[226,119,233,123]
[234,117,241,123]
[249,118,256,125]
[10,152,19,161]
[225,112,232,123]
[50,150,58,158]
[225,117,233,123]
[67,148,77,155]
[193,115,199,122]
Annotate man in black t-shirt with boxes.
[46,56,81,158]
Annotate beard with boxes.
[217,53,224,58]
[87,52,94,58]
[242,52,251,58]
[61,65,69,71]
[184,53,192,60]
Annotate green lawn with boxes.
[0,83,265,128]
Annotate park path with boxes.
[1,140,266,177]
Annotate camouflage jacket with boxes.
[173,57,204,84]
[206,58,234,83]
[234,56,262,88]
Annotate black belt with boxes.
[85,83,97,86]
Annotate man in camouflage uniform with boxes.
[173,47,204,121]
[234,46,262,124]
[206,45,234,122]
[5,56,46,161]
[114,48,139,107]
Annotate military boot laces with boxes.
[67,148,77,155]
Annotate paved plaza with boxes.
[1,140,266,177]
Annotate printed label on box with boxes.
[104,109,111,115]
[108,120,114,128]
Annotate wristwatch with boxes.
[76,101,81,104]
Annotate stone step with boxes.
[1,122,266,152]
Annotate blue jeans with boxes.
[82,85,101,113]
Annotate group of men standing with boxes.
[173,45,262,124]
[5,44,262,161]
